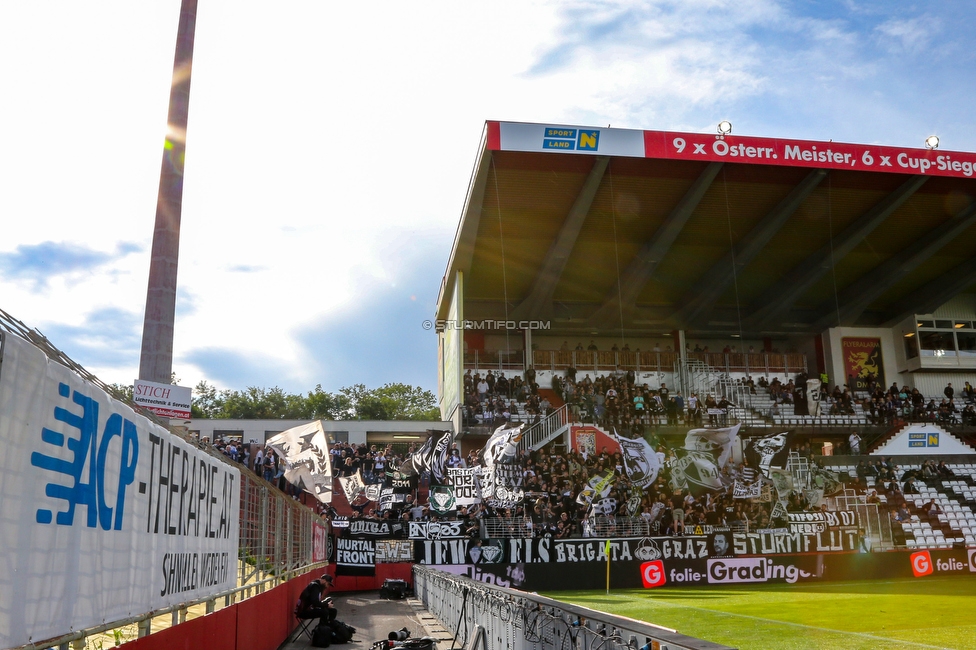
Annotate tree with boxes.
[188,381,439,421]
[191,380,225,418]
[341,383,440,421]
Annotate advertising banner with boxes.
[312,522,328,563]
[489,122,976,180]
[0,333,239,649]
[841,337,884,392]
[132,378,192,419]
[642,130,976,179]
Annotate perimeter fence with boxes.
[413,566,733,650]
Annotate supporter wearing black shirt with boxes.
[297,574,336,624]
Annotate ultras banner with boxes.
[732,526,859,555]
[414,536,717,565]
[0,332,240,649]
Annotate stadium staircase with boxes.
[674,358,771,428]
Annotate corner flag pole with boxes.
[605,539,611,594]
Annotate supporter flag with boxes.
[684,424,740,467]
[610,428,661,488]
[364,483,382,503]
[669,449,725,496]
[623,487,643,516]
[744,431,794,479]
[266,421,333,503]
[428,486,457,516]
[339,469,366,503]
[478,423,526,507]
[576,470,615,506]
[669,424,740,496]
[399,429,454,484]
[732,465,762,499]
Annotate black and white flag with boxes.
[611,428,661,488]
[339,469,366,503]
[266,421,333,503]
[576,470,615,506]
[478,424,525,508]
[399,429,454,483]
[447,467,482,507]
[745,431,794,479]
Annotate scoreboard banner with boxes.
[0,332,239,649]
[488,121,976,179]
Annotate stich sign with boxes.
[133,379,192,419]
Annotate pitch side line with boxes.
[604,595,954,650]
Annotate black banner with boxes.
[732,528,858,555]
[343,518,403,539]
[408,520,466,540]
[413,536,716,565]
[334,537,375,576]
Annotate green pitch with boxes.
[547,577,976,650]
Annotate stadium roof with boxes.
[436,121,976,338]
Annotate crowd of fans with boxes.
[322,434,830,538]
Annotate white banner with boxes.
[447,467,481,507]
[0,332,240,649]
[339,470,366,503]
[132,379,192,419]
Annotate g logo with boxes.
[641,560,666,588]
[911,551,932,577]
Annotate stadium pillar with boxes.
[524,328,532,372]
[138,0,198,384]
[674,330,686,362]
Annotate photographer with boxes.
[296,574,337,625]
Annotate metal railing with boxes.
[413,566,734,650]
[582,516,651,538]
[482,516,533,538]
[828,489,894,551]
[464,349,526,371]
[518,404,570,452]
[530,350,806,376]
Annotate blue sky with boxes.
[2,1,975,395]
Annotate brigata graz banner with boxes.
[0,333,239,649]
[414,536,718,565]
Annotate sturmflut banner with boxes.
[0,333,240,649]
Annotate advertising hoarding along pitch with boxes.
[0,332,239,649]
[487,121,976,180]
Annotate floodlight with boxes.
[717,120,733,136]
[925,135,939,150]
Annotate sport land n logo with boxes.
[911,551,932,577]
[641,560,666,588]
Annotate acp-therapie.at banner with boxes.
[0,333,240,649]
